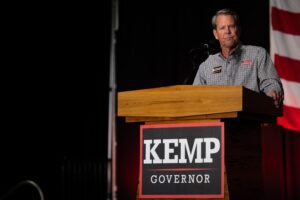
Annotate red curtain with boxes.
[262,124,300,200]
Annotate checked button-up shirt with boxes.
[193,44,283,95]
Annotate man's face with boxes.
[213,14,239,49]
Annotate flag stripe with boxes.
[272,7,300,35]
[275,55,300,83]
[270,0,300,13]
[270,30,300,61]
[281,79,300,109]
[270,0,300,132]
[277,105,300,132]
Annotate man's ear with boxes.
[213,29,218,40]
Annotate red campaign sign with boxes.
[138,122,224,199]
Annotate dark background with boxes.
[0,0,268,199]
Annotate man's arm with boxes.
[192,64,207,85]
[257,47,284,107]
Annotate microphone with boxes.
[203,44,209,57]
[188,43,210,59]
[188,43,211,70]
[183,43,210,85]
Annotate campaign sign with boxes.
[139,122,224,199]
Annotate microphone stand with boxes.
[183,45,210,85]
[107,0,118,199]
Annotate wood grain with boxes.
[118,85,243,118]
[118,85,281,123]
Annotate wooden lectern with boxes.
[117,85,281,200]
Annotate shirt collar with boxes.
[217,43,242,59]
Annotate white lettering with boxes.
[178,138,203,163]
[205,174,210,183]
[174,175,180,183]
[150,175,157,184]
[159,175,165,183]
[204,138,220,163]
[149,174,210,184]
[196,174,203,183]
[166,175,172,183]
[181,174,187,183]
[144,139,162,164]
[188,174,195,183]
[143,137,220,164]
[163,139,178,163]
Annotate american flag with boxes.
[270,0,300,132]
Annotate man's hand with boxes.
[268,90,284,108]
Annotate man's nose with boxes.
[225,26,231,33]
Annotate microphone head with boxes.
[188,44,209,55]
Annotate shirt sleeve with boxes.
[192,63,207,85]
[257,47,284,95]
